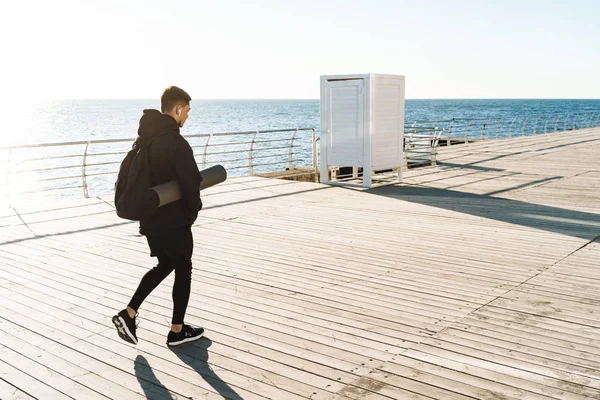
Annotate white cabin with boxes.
[320,73,406,188]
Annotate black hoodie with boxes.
[137,109,202,236]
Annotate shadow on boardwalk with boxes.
[371,184,600,241]
[134,338,243,399]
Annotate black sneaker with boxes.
[166,324,204,347]
[112,309,138,345]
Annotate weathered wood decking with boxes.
[0,128,599,400]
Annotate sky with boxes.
[0,0,599,99]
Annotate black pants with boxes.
[128,225,193,325]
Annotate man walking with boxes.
[112,86,204,346]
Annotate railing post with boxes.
[508,117,516,138]
[564,114,569,131]
[572,114,577,131]
[544,116,549,134]
[481,120,487,140]
[312,128,318,182]
[431,128,440,165]
[495,118,503,139]
[249,130,258,175]
[465,121,472,144]
[202,134,212,169]
[554,115,560,132]
[533,115,541,135]
[82,142,90,198]
[587,112,594,128]
[288,129,297,169]
[446,119,454,146]
[521,116,529,136]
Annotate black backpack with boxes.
[114,134,166,220]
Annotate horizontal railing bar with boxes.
[225,159,293,171]
[193,145,298,158]
[36,175,83,182]
[9,143,301,164]
[8,150,304,178]
[190,137,292,149]
[183,127,314,140]
[204,153,294,164]
[10,151,127,163]
[0,127,315,151]
[248,160,294,168]
[9,154,84,162]
[194,145,301,157]
[225,165,255,171]
[9,164,82,173]
[1,142,91,150]
[82,161,122,168]
[85,171,119,177]
[10,185,84,195]
[86,151,129,157]
[83,158,305,176]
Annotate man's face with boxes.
[177,104,191,127]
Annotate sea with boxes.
[6,99,600,146]
[1,99,599,205]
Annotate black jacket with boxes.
[137,109,202,236]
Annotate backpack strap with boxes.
[134,130,172,149]
[135,130,176,188]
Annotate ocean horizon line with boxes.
[28,97,600,102]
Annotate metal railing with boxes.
[404,126,444,167]
[1,110,598,202]
[406,111,600,146]
[0,128,316,203]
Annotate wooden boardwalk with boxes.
[0,128,599,400]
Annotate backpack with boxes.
[114,134,166,221]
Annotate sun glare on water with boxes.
[0,98,51,208]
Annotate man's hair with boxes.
[161,86,191,113]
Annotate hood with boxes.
[137,109,180,140]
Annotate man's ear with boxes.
[176,106,182,116]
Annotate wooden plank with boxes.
[400,345,599,399]
[334,368,475,400]
[0,261,403,361]
[473,306,600,340]
[0,296,304,400]
[0,128,599,400]
[0,358,70,400]
[487,295,600,329]
[3,225,524,316]
[0,377,36,400]
[0,345,105,400]
[0,247,443,338]
[452,318,600,361]
[381,354,555,400]
[429,327,600,381]
[0,322,148,400]
[0,271,378,397]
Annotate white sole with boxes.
[112,315,138,345]
[167,332,204,347]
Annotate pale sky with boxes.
[1,0,598,99]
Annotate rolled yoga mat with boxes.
[147,164,227,210]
